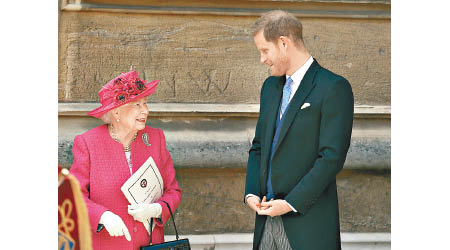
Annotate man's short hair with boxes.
[251,10,304,46]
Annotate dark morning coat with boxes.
[244,59,354,250]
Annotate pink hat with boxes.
[88,67,159,118]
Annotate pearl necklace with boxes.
[109,124,138,152]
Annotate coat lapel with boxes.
[272,60,320,156]
[261,76,284,169]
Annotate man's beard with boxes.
[270,55,289,76]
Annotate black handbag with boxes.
[140,200,190,250]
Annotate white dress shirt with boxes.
[281,56,314,119]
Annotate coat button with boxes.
[133,226,137,233]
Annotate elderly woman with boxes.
[70,68,182,250]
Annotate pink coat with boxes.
[70,124,182,250]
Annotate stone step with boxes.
[164,232,391,250]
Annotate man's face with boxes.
[253,30,288,76]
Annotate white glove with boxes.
[99,211,131,241]
[128,203,162,223]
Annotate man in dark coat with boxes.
[244,10,354,250]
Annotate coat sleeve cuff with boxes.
[284,200,298,213]
[245,194,261,204]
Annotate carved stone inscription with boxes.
[59,13,268,103]
[59,12,390,105]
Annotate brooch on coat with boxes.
[142,133,151,147]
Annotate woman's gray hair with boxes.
[100,110,113,124]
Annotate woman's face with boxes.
[115,97,149,132]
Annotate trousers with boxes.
[258,216,293,250]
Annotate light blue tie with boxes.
[281,77,293,117]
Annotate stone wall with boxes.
[58,0,391,235]
[59,0,390,105]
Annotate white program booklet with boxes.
[121,156,164,233]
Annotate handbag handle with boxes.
[149,200,179,245]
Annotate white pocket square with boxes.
[301,103,311,109]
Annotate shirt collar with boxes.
[286,56,314,86]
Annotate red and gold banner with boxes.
[58,166,92,250]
